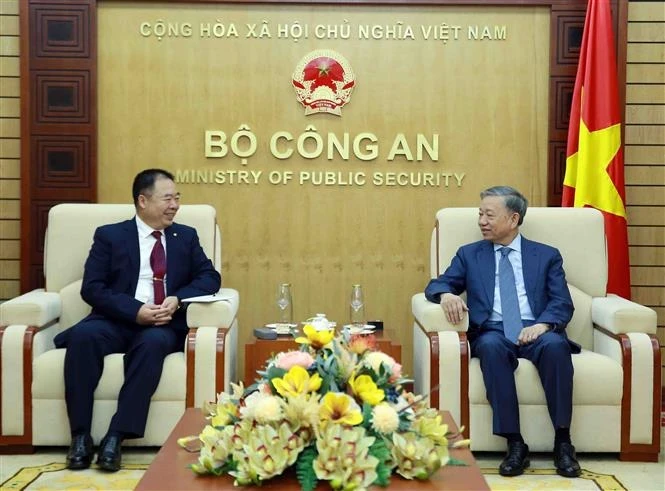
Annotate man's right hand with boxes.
[440,293,468,325]
[136,303,172,326]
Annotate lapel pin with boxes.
[173,232,177,237]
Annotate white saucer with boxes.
[265,323,298,334]
[342,324,376,334]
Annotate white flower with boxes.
[371,403,400,434]
[240,392,284,424]
[364,351,398,375]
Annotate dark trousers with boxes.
[470,326,574,436]
[56,317,186,439]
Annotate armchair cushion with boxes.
[412,292,468,332]
[592,295,657,335]
[186,288,239,327]
[33,350,186,401]
[59,280,91,331]
[0,290,61,327]
[468,350,622,406]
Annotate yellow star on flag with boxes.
[563,119,625,218]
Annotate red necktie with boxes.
[150,231,166,304]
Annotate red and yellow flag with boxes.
[562,0,631,299]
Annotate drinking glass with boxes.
[276,283,293,325]
[349,284,365,326]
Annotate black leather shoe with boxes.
[554,442,581,478]
[66,433,94,470]
[96,435,122,472]
[499,441,530,476]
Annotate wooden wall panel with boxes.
[625,1,665,387]
[625,105,665,124]
[0,0,20,301]
[626,166,665,184]
[629,246,664,265]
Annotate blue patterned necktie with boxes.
[499,247,522,344]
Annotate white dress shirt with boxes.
[488,234,535,323]
[134,216,167,304]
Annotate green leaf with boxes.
[447,457,468,466]
[295,445,319,491]
[369,438,392,487]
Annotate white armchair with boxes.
[0,204,239,451]
[412,207,660,461]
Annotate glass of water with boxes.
[349,284,365,327]
[276,283,293,326]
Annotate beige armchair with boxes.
[0,204,239,451]
[412,207,660,461]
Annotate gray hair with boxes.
[480,186,528,225]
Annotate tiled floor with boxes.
[2,432,664,491]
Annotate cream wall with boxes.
[1,0,663,383]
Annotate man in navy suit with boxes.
[54,169,221,472]
[425,186,581,478]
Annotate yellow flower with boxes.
[295,324,335,349]
[319,392,363,426]
[414,412,449,445]
[349,373,385,406]
[272,365,322,397]
[210,401,237,427]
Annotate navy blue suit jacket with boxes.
[425,236,577,350]
[60,218,221,338]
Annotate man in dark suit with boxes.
[425,186,581,478]
[54,168,221,472]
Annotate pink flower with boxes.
[274,351,315,371]
[390,363,403,383]
[363,352,403,382]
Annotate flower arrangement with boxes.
[182,324,470,490]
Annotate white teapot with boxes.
[308,313,332,331]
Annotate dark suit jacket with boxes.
[64,218,221,334]
[425,236,577,349]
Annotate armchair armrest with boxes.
[0,289,61,327]
[412,293,468,332]
[186,288,239,327]
[592,294,657,335]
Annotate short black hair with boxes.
[132,169,174,206]
[480,185,528,225]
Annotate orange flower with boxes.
[347,334,377,355]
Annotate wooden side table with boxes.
[244,330,402,386]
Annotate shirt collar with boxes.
[494,234,522,253]
[135,215,162,239]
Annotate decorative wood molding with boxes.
[20,0,97,293]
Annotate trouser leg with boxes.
[108,327,185,438]
[471,330,520,435]
[520,331,574,429]
[61,318,128,435]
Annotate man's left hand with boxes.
[517,323,550,345]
